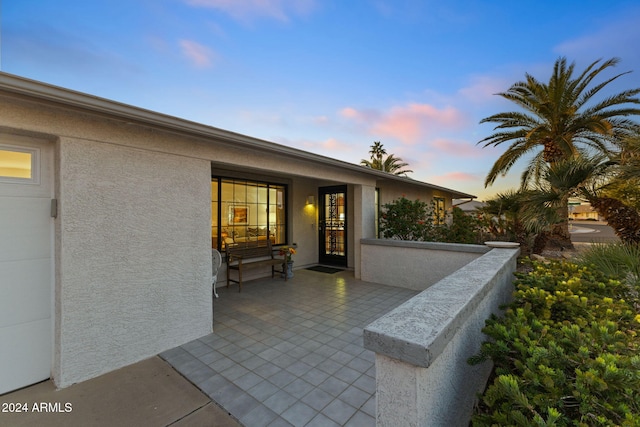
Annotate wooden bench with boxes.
[226,240,287,292]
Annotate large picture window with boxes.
[211,178,286,251]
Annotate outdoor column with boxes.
[352,184,376,279]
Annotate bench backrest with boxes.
[227,240,275,261]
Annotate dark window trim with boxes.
[211,176,289,252]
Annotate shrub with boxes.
[577,243,640,290]
[441,206,483,244]
[470,260,640,426]
[379,196,434,240]
[380,197,483,243]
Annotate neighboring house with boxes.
[0,73,475,393]
[570,203,600,221]
[453,199,486,214]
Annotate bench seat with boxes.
[226,240,287,292]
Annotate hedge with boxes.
[470,259,640,426]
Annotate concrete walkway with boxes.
[162,269,418,426]
[0,356,240,427]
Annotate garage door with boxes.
[0,136,53,394]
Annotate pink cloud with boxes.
[179,39,215,68]
[341,103,467,145]
[184,0,317,23]
[431,171,480,183]
[339,107,379,122]
[458,75,510,104]
[430,138,486,157]
[275,137,356,159]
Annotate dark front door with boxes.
[319,185,347,266]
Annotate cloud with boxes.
[430,138,487,158]
[554,9,640,62]
[184,0,317,23]
[340,103,468,145]
[275,136,358,160]
[458,75,511,104]
[179,39,216,68]
[441,171,479,181]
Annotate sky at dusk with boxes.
[2,0,640,200]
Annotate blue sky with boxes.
[3,0,640,200]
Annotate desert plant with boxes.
[470,260,640,426]
[577,242,640,290]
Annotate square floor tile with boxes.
[301,388,334,411]
[323,398,358,425]
[301,368,330,386]
[318,376,350,397]
[240,404,279,427]
[264,389,298,415]
[281,401,318,427]
[338,385,371,409]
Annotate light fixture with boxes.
[306,195,315,205]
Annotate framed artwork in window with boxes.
[229,205,248,224]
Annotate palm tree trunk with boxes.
[532,231,549,254]
[548,202,573,249]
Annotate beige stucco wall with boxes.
[54,137,212,387]
[290,178,319,268]
[365,248,519,426]
[360,240,488,291]
[377,180,453,209]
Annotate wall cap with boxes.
[363,247,519,367]
[361,238,490,254]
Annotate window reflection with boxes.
[211,178,286,251]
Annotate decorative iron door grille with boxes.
[318,185,347,266]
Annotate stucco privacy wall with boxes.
[360,239,489,291]
[55,137,212,387]
[364,247,519,426]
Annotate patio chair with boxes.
[212,249,222,298]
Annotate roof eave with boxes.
[0,72,475,199]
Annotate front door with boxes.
[319,185,347,266]
[0,136,53,394]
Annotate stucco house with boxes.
[0,73,474,393]
[570,203,600,221]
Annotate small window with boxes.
[434,197,446,225]
[0,146,39,183]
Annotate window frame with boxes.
[211,177,288,252]
[433,196,446,225]
[0,144,40,184]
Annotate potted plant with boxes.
[279,246,296,279]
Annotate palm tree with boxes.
[524,153,640,245]
[369,141,386,166]
[480,190,556,254]
[478,57,640,247]
[361,142,413,176]
[479,190,526,242]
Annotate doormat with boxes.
[306,266,343,274]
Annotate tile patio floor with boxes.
[160,268,418,427]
